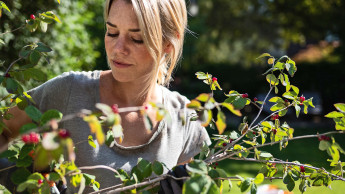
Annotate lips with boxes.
[112,60,132,68]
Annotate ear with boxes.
[163,41,173,54]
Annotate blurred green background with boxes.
[1,0,345,193]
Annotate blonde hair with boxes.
[104,0,187,86]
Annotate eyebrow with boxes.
[106,21,141,32]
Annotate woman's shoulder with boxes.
[55,70,101,82]
[160,86,191,111]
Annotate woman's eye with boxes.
[107,33,118,37]
[132,38,144,44]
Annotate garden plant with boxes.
[1,1,345,193]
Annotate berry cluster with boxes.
[271,114,279,120]
[241,93,249,98]
[300,166,306,173]
[58,129,70,139]
[299,96,305,105]
[111,104,119,114]
[21,132,40,144]
[318,135,331,141]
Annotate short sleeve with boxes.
[177,113,212,164]
[27,72,74,113]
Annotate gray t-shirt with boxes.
[28,71,211,192]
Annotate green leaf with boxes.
[105,130,114,147]
[183,174,210,194]
[25,105,42,122]
[29,50,41,65]
[0,184,11,194]
[24,68,47,81]
[261,121,273,129]
[196,93,210,102]
[40,109,63,125]
[254,173,264,184]
[186,160,208,174]
[250,183,257,194]
[259,152,273,159]
[240,178,251,192]
[334,103,345,113]
[221,103,242,117]
[285,60,297,77]
[312,177,324,186]
[195,72,208,79]
[11,168,31,185]
[0,1,11,13]
[19,123,37,134]
[16,96,28,110]
[283,91,297,100]
[6,78,18,93]
[270,103,285,111]
[0,38,4,45]
[41,11,61,23]
[266,74,279,86]
[152,161,163,175]
[35,42,53,52]
[83,115,105,145]
[233,97,247,110]
[137,158,152,178]
[0,150,17,158]
[275,62,285,70]
[40,21,48,32]
[294,104,301,118]
[115,169,129,181]
[17,179,37,192]
[291,85,299,95]
[187,100,201,109]
[256,53,271,59]
[88,135,97,148]
[216,111,226,134]
[269,97,284,103]
[16,156,32,167]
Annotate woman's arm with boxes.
[0,106,32,152]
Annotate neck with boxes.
[101,71,162,107]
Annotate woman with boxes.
[0,0,211,192]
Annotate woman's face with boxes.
[105,0,155,83]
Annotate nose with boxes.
[114,36,129,56]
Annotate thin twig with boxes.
[250,104,293,131]
[249,86,273,129]
[0,164,16,172]
[78,165,121,177]
[4,57,23,75]
[0,25,25,36]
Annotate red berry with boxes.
[58,129,70,139]
[284,99,289,103]
[215,162,219,166]
[229,138,233,143]
[241,93,249,98]
[299,96,305,102]
[22,135,31,143]
[4,73,11,78]
[212,77,217,82]
[271,114,279,120]
[222,143,227,147]
[254,97,258,102]
[38,179,43,184]
[213,166,216,169]
[29,132,40,144]
[30,14,36,20]
[253,131,256,135]
[300,166,305,173]
[272,129,277,135]
[111,104,119,114]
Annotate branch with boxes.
[77,165,121,177]
[4,57,23,75]
[250,104,293,131]
[249,86,273,129]
[206,130,345,164]
[0,25,25,36]
[228,157,345,181]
